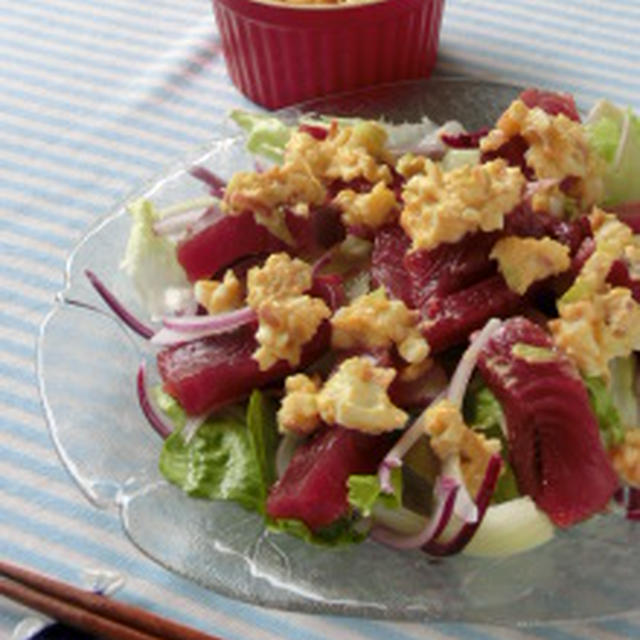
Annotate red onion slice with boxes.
[422,454,503,556]
[136,362,173,439]
[312,249,334,277]
[153,204,222,237]
[447,318,502,409]
[162,307,255,332]
[380,316,502,491]
[615,486,640,521]
[371,475,459,549]
[151,307,256,346]
[85,270,154,339]
[189,166,226,198]
[444,456,479,524]
[377,391,447,493]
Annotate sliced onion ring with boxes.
[447,318,502,408]
[85,270,154,339]
[153,204,221,237]
[162,307,255,333]
[136,362,173,439]
[371,475,459,549]
[151,307,256,346]
[189,166,226,198]
[615,486,640,521]
[422,454,503,556]
[444,456,479,524]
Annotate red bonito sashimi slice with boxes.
[481,89,580,178]
[612,201,640,234]
[477,317,619,527]
[177,211,285,282]
[371,225,414,306]
[404,231,499,310]
[519,88,581,121]
[421,275,522,353]
[157,322,330,416]
[266,426,394,531]
[157,274,343,415]
[178,206,347,283]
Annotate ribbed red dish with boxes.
[212,0,445,109]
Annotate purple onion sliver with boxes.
[616,486,640,521]
[440,127,489,149]
[162,306,255,333]
[312,250,334,277]
[371,478,459,550]
[378,457,401,495]
[136,362,173,440]
[447,318,502,409]
[153,206,221,236]
[422,454,503,556]
[85,269,154,339]
[189,166,226,198]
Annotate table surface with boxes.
[2,0,639,638]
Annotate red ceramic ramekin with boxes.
[212,0,446,109]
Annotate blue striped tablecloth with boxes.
[1,1,639,638]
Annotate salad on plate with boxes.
[87,87,640,560]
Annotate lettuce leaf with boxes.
[347,468,402,518]
[583,375,625,448]
[157,389,279,513]
[464,384,504,438]
[156,388,367,547]
[608,356,638,431]
[464,383,520,503]
[586,100,640,206]
[120,199,190,318]
[230,110,291,163]
[246,390,279,492]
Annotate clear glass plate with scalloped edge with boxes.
[36,78,640,624]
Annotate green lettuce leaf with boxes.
[156,388,367,547]
[157,389,279,513]
[230,110,291,163]
[347,468,402,518]
[440,148,481,171]
[586,100,640,206]
[246,390,279,491]
[120,199,190,318]
[490,461,520,504]
[584,375,626,448]
[464,383,520,503]
[464,384,504,439]
[608,356,638,431]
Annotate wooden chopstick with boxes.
[0,560,223,640]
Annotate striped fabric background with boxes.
[1,0,639,638]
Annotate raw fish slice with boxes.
[477,317,618,527]
[405,231,499,310]
[177,211,285,281]
[158,323,330,416]
[520,88,581,121]
[421,275,522,353]
[156,274,343,414]
[266,426,394,531]
[371,225,414,305]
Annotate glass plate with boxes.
[37,78,640,624]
